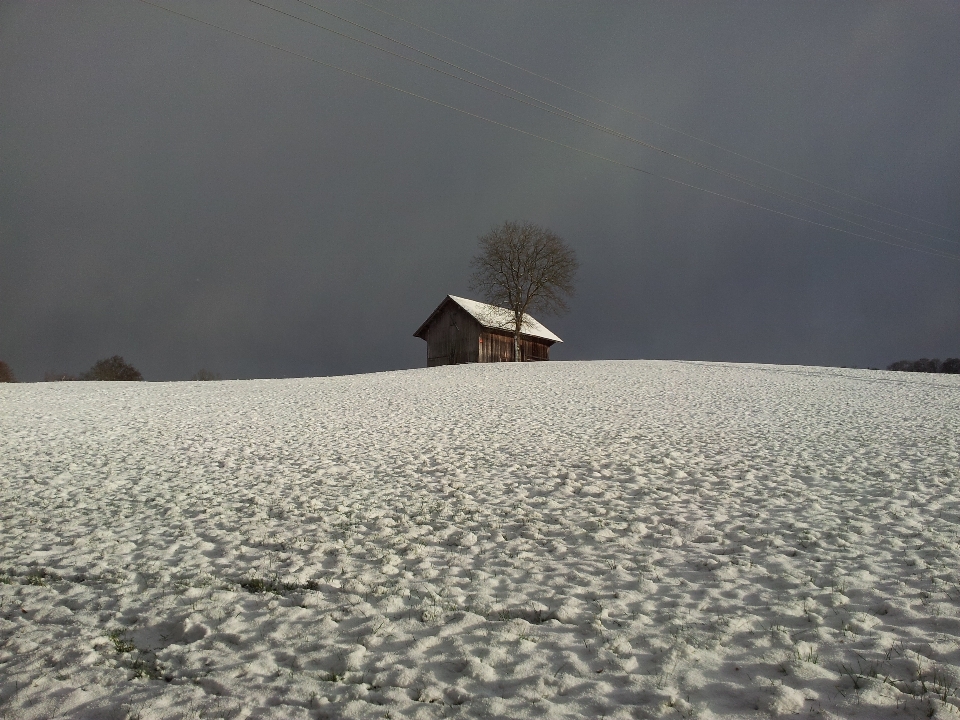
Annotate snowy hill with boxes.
[1,360,959,719]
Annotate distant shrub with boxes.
[887,358,960,374]
[191,368,221,381]
[0,361,15,383]
[81,356,143,381]
[43,372,80,382]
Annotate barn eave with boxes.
[413,295,562,344]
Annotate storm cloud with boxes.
[2,1,958,380]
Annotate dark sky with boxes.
[2,1,958,381]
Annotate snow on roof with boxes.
[447,295,562,343]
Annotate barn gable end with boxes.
[416,300,482,367]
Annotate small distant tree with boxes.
[469,220,578,361]
[942,358,960,374]
[913,358,941,373]
[887,357,960,374]
[0,361,15,383]
[81,356,143,381]
[191,368,221,381]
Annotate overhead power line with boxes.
[261,0,956,253]
[136,0,960,262]
[347,0,958,236]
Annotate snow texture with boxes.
[1,360,959,720]
[447,295,562,343]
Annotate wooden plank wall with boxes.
[479,330,550,363]
[425,304,480,367]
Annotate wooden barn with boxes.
[413,295,562,367]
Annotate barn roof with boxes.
[413,295,562,343]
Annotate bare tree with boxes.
[469,220,578,361]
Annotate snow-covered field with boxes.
[1,360,959,720]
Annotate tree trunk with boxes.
[514,332,520,362]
